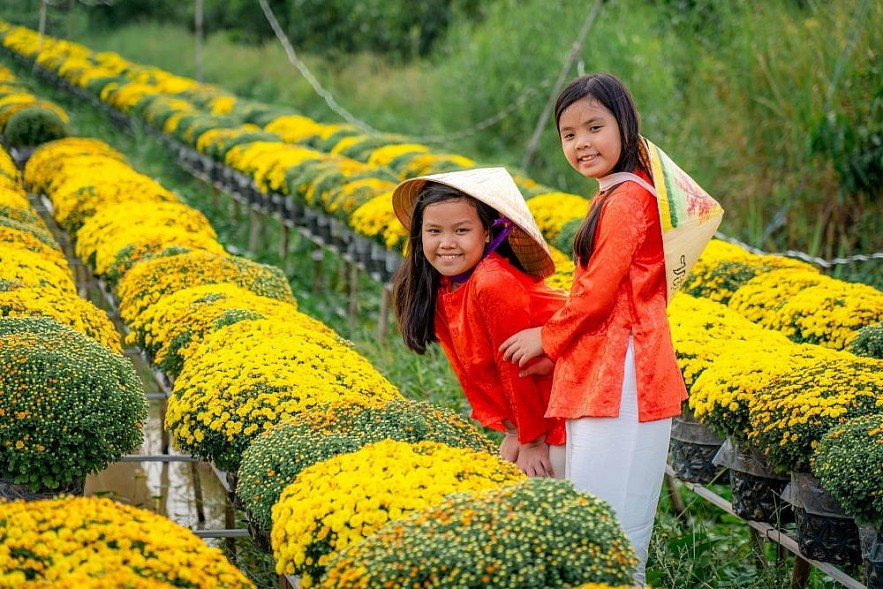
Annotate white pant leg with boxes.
[565,337,672,586]
[549,443,566,480]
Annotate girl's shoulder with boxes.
[472,254,534,290]
[604,178,656,212]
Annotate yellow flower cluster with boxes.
[271,439,524,585]
[547,247,576,292]
[0,145,121,351]
[0,286,121,353]
[527,191,590,240]
[727,267,828,325]
[264,114,333,144]
[0,496,254,588]
[195,125,278,161]
[165,319,401,471]
[688,344,842,442]
[683,239,816,304]
[320,176,397,217]
[0,247,77,296]
[0,93,69,128]
[126,283,325,378]
[23,138,178,232]
[764,279,883,351]
[74,200,221,275]
[746,355,883,471]
[300,160,377,207]
[238,397,496,532]
[366,142,430,168]
[396,151,476,179]
[329,133,371,156]
[225,141,323,194]
[0,217,68,277]
[115,250,294,324]
[349,191,409,250]
[208,95,237,115]
[667,293,790,390]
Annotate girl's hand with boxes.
[519,355,554,378]
[500,326,544,367]
[517,438,554,478]
[499,433,519,464]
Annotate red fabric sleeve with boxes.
[474,271,550,443]
[542,187,650,360]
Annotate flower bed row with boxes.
[0,141,255,587]
[0,141,146,493]
[0,64,69,156]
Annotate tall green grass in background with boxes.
[2,0,878,287]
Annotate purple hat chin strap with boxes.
[449,217,515,284]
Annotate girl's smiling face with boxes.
[558,96,622,179]
[421,198,490,279]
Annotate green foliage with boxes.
[284,0,482,62]
[552,218,581,255]
[850,322,883,359]
[0,316,147,491]
[320,478,637,588]
[3,106,68,147]
[86,0,190,29]
[810,82,883,202]
[814,413,883,527]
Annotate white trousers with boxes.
[565,337,672,586]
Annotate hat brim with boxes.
[391,168,556,278]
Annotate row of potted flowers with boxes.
[0,135,147,495]
[1,20,877,360]
[0,64,69,156]
[14,134,641,588]
[0,141,257,587]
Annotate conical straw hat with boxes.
[392,167,556,278]
[639,137,725,303]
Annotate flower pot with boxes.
[328,218,350,252]
[858,524,883,589]
[784,472,861,566]
[669,411,726,484]
[713,439,792,524]
[246,516,274,555]
[225,470,245,511]
[287,200,305,225]
[0,476,85,501]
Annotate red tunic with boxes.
[435,252,567,445]
[542,171,687,422]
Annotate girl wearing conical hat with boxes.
[500,73,718,585]
[391,167,566,479]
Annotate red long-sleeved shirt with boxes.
[434,252,566,445]
[542,172,687,422]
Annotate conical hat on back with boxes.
[639,137,725,302]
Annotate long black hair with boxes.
[555,73,649,267]
[392,182,524,354]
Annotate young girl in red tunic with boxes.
[391,167,566,478]
[500,73,688,584]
